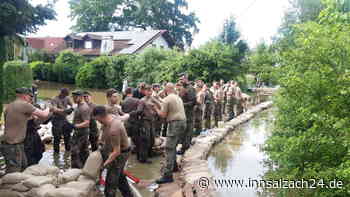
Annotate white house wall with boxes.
[138,35,170,53]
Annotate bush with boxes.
[28,50,56,63]
[30,61,56,81]
[3,61,33,102]
[76,55,130,90]
[53,50,85,84]
[265,3,350,196]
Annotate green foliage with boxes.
[53,50,85,84]
[28,50,56,63]
[246,42,277,87]
[30,61,56,81]
[69,0,199,47]
[2,61,32,102]
[265,2,350,196]
[76,55,130,89]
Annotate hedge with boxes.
[30,61,56,81]
[3,60,33,102]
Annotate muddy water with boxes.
[208,109,275,197]
[36,81,113,105]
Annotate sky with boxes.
[30,0,290,48]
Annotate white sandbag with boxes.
[11,182,30,192]
[2,172,32,184]
[27,184,56,197]
[46,187,85,197]
[77,175,93,182]
[58,169,82,184]
[0,189,25,197]
[23,176,54,188]
[23,164,59,176]
[61,180,95,194]
[82,151,103,180]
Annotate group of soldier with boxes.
[0,73,249,197]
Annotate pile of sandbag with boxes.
[0,163,99,197]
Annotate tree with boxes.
[218,16,249,62]
[0,0,55,118]
[69,0,199,48]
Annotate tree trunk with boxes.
[0,36,6,120]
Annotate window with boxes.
[67,41,73,48]
[85,41,92,49]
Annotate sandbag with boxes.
[61,180,95,194]
[27,184,56,197]
[23,176,54,188]
[23,164,59,176]
[11,182,30,192]
[46,187,85,197]
[0,189,25,197]
[82,151,103,180]
[2,173,32,184]
[58,169,82,184]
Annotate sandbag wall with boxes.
[0,164,99,197]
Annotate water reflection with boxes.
[208,110,274,197]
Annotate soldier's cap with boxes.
[71,90,84,96]
[83,91,91,96]
[16,87,33,97]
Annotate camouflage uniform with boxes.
[86,102,98,151]
[226,86,237,120]
[137,96,158,162]
[121,96,141,153]
[162,120,186,177]
[194,90,205,134]
[50,96,73,153]
[204,89,214,129]
[71,102,90,169]
[212,87,222,127]
[179,83,196,153]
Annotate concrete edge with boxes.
[180,101,273,197]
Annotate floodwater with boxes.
[36,81,113,105]
[208,109,275,197]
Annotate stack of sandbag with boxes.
[0,163,99,197]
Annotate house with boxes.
[64,30,175,57]
[26,37,67,54]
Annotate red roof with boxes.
[26,37,66,54]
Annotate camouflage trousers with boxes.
[89,120,99,152]
[180,109,194,152]
[52,118,72,153]
[70,130,89,169]
[138,120,155,162]
[125,120,139,153]
[226,98,237,121]
[213,102,222,127]
[1,143,27,173]
[236,100,244,116]
[194,105,203,133]
[101,149,133,197]
[163,120,186,177]
[204,104,213,129]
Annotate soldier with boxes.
[83,91,99,151]
[121,88,140,156]
[211,82,223,127]
[132,82,146,99]
[193,83,205,136]
[106,89,129,121]
[152,83,163,137]
[135,85,160,163]
[69,90,91,169]
[92,106,133,197]
[153,83,186,184]
[178,73,196,155]
[2,87,50,173]
[203,84,214,130]
[226,81,237,121]
[50,88,74,154]
[220,80,227,116]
